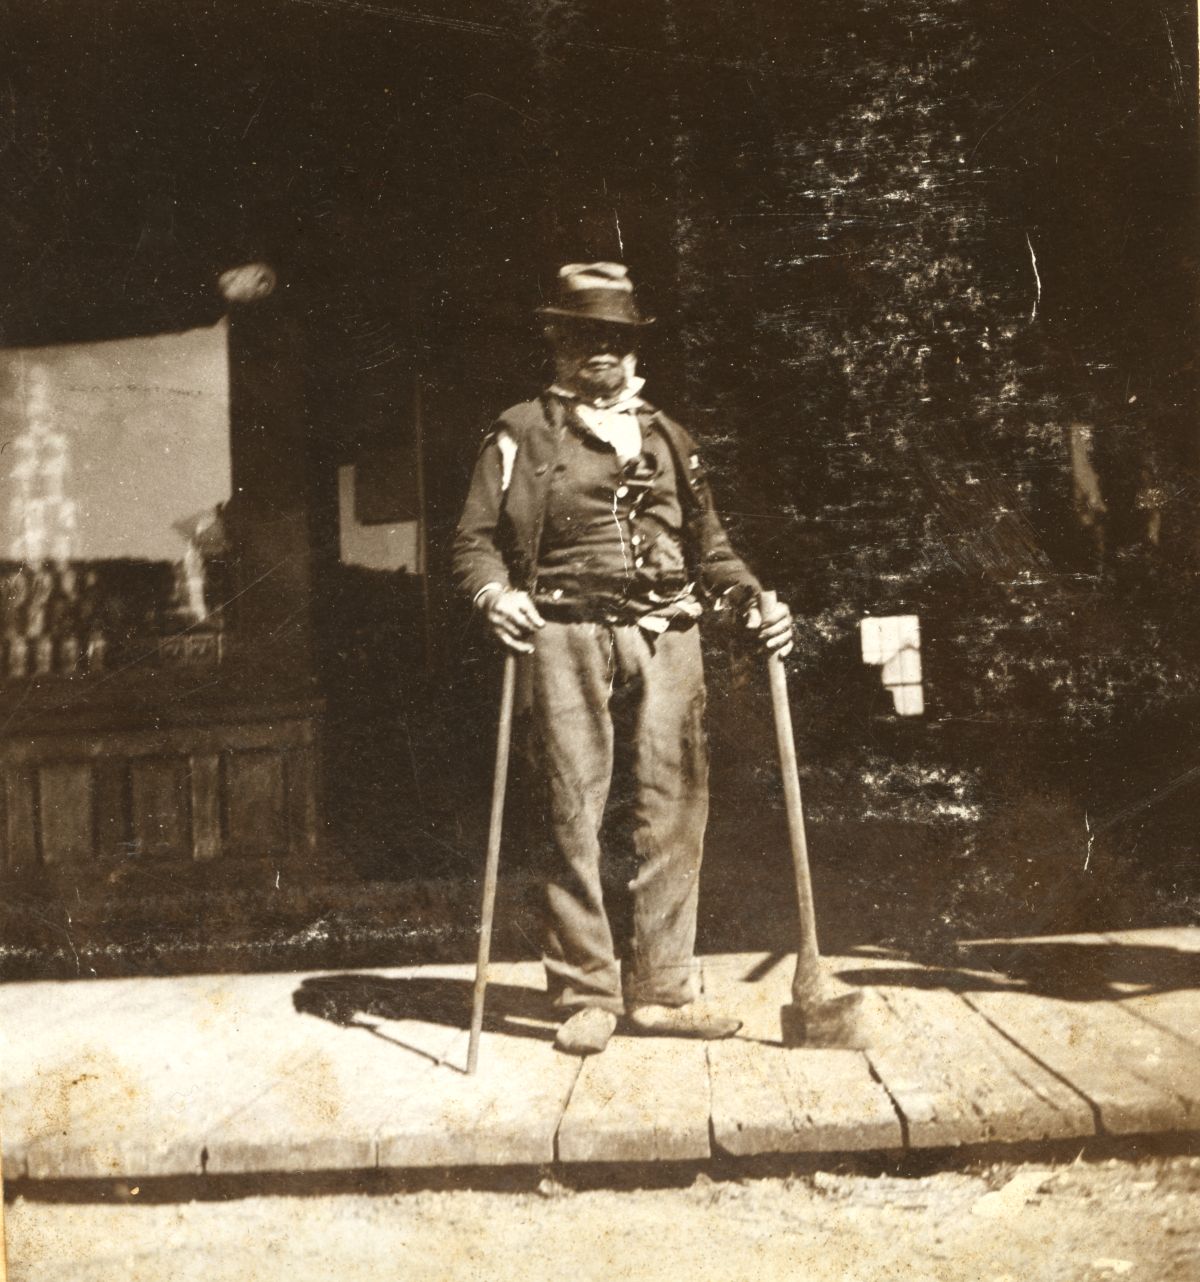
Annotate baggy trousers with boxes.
[527,619,709,1013]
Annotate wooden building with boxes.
[0,0,1194,971]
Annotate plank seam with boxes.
[551,1055,585,1165]
[959,993,1103,1137]
[1115,1004,1200,1052]
[704,1043,718,1160]
[991,1052,1092,1129]
[201,1050,330,1167]
[863,1051,911,1150]
[1094,937,1200,1050]
[973,990,1199,1124]
[1078,1003,1200,1120]
[942,991,1089,1134]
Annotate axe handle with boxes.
[467,651,518,1074]
[760,591,823,999]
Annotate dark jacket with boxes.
[452,394,761,606]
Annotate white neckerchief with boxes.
[549,375,646,464]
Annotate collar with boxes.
[547,374,647,413]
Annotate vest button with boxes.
[534,463,549,475]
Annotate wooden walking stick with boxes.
[761,591,866,1049]
[467,651,519,1075]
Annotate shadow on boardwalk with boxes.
[293,973,555,1046]
[834,938,1200,1001]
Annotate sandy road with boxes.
[7,1155,1200,1282]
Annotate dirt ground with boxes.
[6,1154,1200,1282]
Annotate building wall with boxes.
[0,0,1195,971]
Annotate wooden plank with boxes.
[701,953,790,1043]
[205,961,566,1173]
[16,972,329,1179]
[7,950,1191,1183]
[1117,989,1200,1050]
[704,952,1095,1149]
[3,961,546,1180]
[1,977,205,1178]
[1098,930,1200,1046]
[8,964,546,1178]
[1,717,315,768]
[129,757,189,859]
[225,750,287,856]
[3,767,38,871]
[375,1030,578,1169]
[0,974,194,1047]
[710,1040,901,1156]
[38,762,94,866]
[284,746,318,855]
[3,974,236,1177]
[204,1000,462,1174]
[189,753,221,861]
[556,1034,710,1164]
[700,956,901,1156]
[93,757,128,860]
[375,963,579,1168]
[864,986,1095,1147]
[966,989,1200,1135]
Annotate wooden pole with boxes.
[760,590,823,1005]
[467,651,518,1074]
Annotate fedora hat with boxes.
[537,262,654,327]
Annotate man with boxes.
[453,262,793,1055]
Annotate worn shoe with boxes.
[626,1002,742,1039]
[554,1007,619,1056]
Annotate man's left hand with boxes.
[744,598,795,658]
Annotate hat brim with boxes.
[537,306,655,327]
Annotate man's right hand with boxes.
[478,586,545,654]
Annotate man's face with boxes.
[550,321,637,399]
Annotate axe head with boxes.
[780,989,868,1049]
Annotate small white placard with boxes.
[861,614,924,716]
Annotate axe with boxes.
[760,591,867,1049]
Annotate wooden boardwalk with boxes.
[2,928,1197,1180]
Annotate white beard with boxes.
[559,353,639,404]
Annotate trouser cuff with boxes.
[548,991,627,1016]
[622,967,699,1009]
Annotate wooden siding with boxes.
[0,712,320,871]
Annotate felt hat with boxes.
[537,262,653,326]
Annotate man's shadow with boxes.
[293,974,557,1065]
[834,939,1200,1002]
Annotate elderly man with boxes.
[453,262,793,1055]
